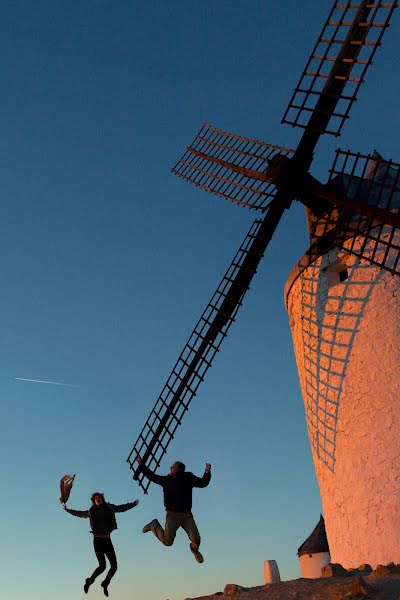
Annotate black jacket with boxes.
[65,501,136,534]
[141,465,211,512]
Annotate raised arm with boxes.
[136,455,166,486]
[64,507,89,518]
[191,463,212,488]
[110,499,139,513]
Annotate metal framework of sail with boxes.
[172,123,294,211]
[311,151,400,274]
[127,208,284,490]
[282,1,397,136]
[127,0,398,490]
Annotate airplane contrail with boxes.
[14,377,79,388]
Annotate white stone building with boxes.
[285,222,400,567]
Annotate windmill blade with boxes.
[172,123,294,211]
[127,197,288,491]
[282,1,397,146]
[305,149,400,275]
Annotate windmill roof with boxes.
[297,514,329,557]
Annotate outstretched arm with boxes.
[64,507,89,518]
[191,463,212,488]
[136,455,166,486]
[110,499,139,513]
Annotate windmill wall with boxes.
[285,228,400,568]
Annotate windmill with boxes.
[128,1,400,567]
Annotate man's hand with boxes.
[205,463,211,474]
[136,454,143,466]
[132,499,139,507]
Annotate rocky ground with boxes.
[186,563,400,600]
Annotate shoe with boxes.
[84,578,92,594]
[142,518,159,533]
[191,548,204,564]
[101,581,109,597]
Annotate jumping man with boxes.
[64,492,139,596]
[136,455,211,563]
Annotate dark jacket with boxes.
[65,501,136,534]
[141,465,211,512]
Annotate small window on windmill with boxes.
[326,260,349,287]
[338,267,348,283]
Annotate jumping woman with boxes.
[64,492,139,596]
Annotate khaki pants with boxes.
[152,511,201,550]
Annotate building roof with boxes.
[297,514,329,557]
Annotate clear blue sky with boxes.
[1,2,398,600]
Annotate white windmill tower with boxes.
[285,147,400,566]
[127,1,400,568]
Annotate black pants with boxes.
[89,537,117,586]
